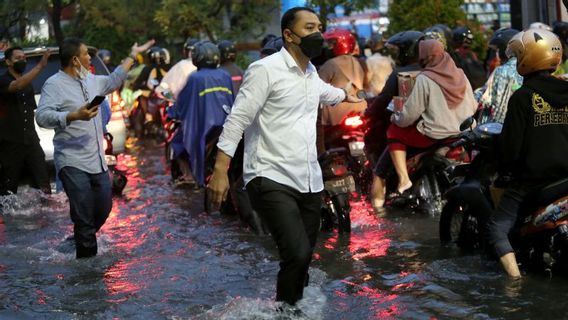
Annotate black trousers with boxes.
[0,140,50,195]
[247,177,321,305]
[59,166,112,258]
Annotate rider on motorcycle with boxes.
[218,40,244,95]
[452,26,486,90]
[132,46,168,134]
[365,33,394,98]
[172,41,234,187]
[156,38,198,100]
[317,28,367,155]
[365,31,424,213]
[487,28,568,278]
[364,31,424,164]
[371,39,477,213]
[476,28,522,124]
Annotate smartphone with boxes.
[88,95,105,109]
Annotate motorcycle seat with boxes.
[535,177,568,206]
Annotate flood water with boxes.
[1,140,567,320]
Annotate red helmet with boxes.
[323,28,356,56]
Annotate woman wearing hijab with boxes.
[371,39,477,213]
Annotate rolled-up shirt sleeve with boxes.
[318,76,345,106]
[95,66,128,96]
[36,81,68,129]
[217,63,270,157]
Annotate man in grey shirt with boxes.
[36,37,154,258]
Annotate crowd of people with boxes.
[2,5,568,310]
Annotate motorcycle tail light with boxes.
[343,115,363,129]
[446,146,470,162]
[110,91,123,112]
[331,164,347,177]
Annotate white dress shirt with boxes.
[217,47,345,193]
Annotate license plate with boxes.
[348,141,365,156]
[105,154,117,166]
[325,175,356,195]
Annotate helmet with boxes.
[322,28,356,56]
[218,40,237,63]
[147,46,167,66]
[184,38,199,56]
[260,37,283,56]
[553,21,568,44]
[505,29,562,76]
[97,49,112,64]
[367,33,385,53]
[261,34,278,48]
[452,26,474,47]
[385,30,425,66]
[529,22,552,31]
[192,41,220,69]
[424,24,452,49]
[489,28,520,59]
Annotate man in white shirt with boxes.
[207,7,360,306]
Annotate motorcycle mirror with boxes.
[459,117,474,131]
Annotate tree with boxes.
[154,0,279,42]
[306,0,375,31]
[387,0,466,35]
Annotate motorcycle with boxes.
[383,136,468,216]
[103,132,127,196]
[203,127,267,235]
[319,113,371,233]
[439,118,568,273]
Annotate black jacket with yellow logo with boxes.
[499,74,568,187]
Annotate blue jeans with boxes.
[59,166,112,258]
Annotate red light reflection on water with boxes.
[323,199,392,260]
[102,153,151,303]
[103,259,144,303]
[340,280,402,319]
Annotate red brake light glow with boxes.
[344,115,363,128]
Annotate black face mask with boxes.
[291,31,324,59]
[13,60,26,74]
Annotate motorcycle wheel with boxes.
[110,168,127,196]
[332,194,351,233]
[439,200,478,251]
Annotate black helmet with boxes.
[553,21,568,44]
[261,36,283,56]
[367,33,385,53]
[385,30,425,66]
[261,34,278,48]
[424,24,453,49]
[97,49,112,64]
[147,46,167,66]
[452,26,474,47]
[184,38,199,56]
[489,28,520,60]
[218,40,237,63]
[192,41,220,69]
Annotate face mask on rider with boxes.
[12,60,27,74]
[290,30,324,59]
[74,57,90,79]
